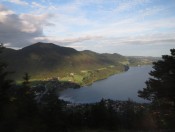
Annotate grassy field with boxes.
[59,64,125,86]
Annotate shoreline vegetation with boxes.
[25,64,150,90]
[26,64,152,97]
[29,65,129,95]
[33,64,128,86]
[24,61,153,87]
[29,64,148,102]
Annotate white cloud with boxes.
[31,2,45,8]
[114,0,150,13]
[31,0,166,40]
[6,0,28,6]
[34,35,103,45]
[0,4,53,47]
[139,6,166,20]
[107,33,175,46]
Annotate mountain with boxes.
[1,42,157,84]
[1,42,126,81]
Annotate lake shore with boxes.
[59,65,152,103]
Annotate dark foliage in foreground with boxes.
[138,49,175,129]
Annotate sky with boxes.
[0,0,175,56]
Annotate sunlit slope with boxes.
[1,42,127,81]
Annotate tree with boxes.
[12,73,42,132]
[0,43,13,110]
[0,44,13,103]
[138,49,175,128]
[22,73,30,86]
[138,49,175,103]
[0,43,15,131]
[15,73,36,117]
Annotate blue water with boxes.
[59,65,152,103]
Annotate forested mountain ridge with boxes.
[0,42,157,84]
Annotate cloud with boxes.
[33,0,169,40]
[115,38,175,46]
[31,2,44,8]
[96,33,175,46]
[138,6,166,21]
[34,35,103,45]
[114,0,150,13]
[65,33,175,52]
[0,4,53,47]
[6,0,28,6]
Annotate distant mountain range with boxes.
[0,42,159,83]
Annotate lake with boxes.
[59,65,152,103]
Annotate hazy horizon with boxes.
[5,41,162,57]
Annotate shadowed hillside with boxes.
[0,42,156,84]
